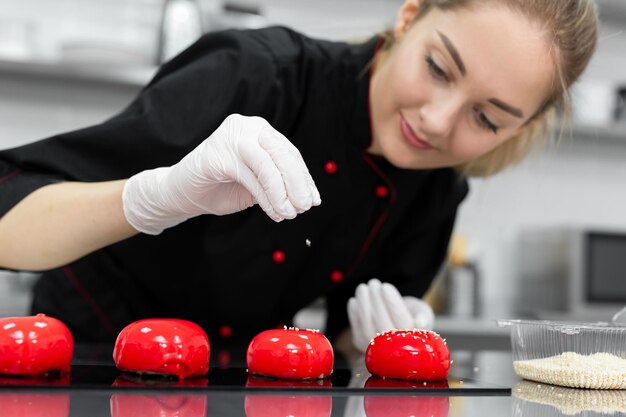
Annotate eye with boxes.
[425,56,449,81]
[475,109,499,134]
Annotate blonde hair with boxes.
[382,0,599,177]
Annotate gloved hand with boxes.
[123,114,321,235]
[347,278,435,353]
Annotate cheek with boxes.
[449,131,508,162]
[394,69,430,106]
[381,52,431,110]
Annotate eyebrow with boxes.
[488,98,525,118]
[437,31,466,76]
[437,30,525,119]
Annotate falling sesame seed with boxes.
[305,239,311,247]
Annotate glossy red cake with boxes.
[246,328,333,380]
[0,314,73,377]
[113,319,210,379]
[365,329,450,381]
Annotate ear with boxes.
[394,0,424,39]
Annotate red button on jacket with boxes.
[330,270,344,283]
[219,325,232,339]
[272,250,286,264]
[375,185,389,198]
[324,161,338,174]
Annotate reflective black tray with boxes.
[0,365,509,395]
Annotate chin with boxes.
[378,141,421,170]
[385,154,419,169]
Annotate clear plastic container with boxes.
[497,319,626,389]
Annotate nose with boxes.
[418,95,462,141]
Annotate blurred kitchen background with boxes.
[0,0,625,347]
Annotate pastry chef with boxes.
[0,0,598,355]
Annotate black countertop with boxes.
[0,346,624,417]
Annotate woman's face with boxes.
[368,2,554,170]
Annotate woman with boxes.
[0,0,598,354]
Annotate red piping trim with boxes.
[346,38,397,278]
[0,170,20,185]
[62,266,117,338]
[347,154,398,278]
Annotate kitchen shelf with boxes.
[434,316,511,350]
[0,56,156,87]
[567,123,626,142]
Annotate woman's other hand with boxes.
[123,114,321,235]
[347,279,435,353]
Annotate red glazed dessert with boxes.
[363,377,450,417]
[113,319,210,379]
[364,393,449,417]
[365,329,450,381]
[244,395,332,417]
[0,314,73,377]
[111,394,207,417]
[0,393,70,417]
[246,328,333,380]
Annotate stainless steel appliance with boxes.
[516,228,626,320]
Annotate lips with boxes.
[399,115,433,150]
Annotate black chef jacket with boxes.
[0,27,468,344]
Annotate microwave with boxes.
[516,228,626,320]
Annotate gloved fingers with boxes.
[354,283,377,344]
[258,129,319,213]
[403,296,435,330]
[381,283,415,329]
[286,143,321,207]
[239,140,298,221]
[348,297,369,352]
[234,163,285,222]
[302,159,322,207]
[367,279,395,333]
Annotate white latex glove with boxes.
[123,114,321,235]
[347,278,435,353]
